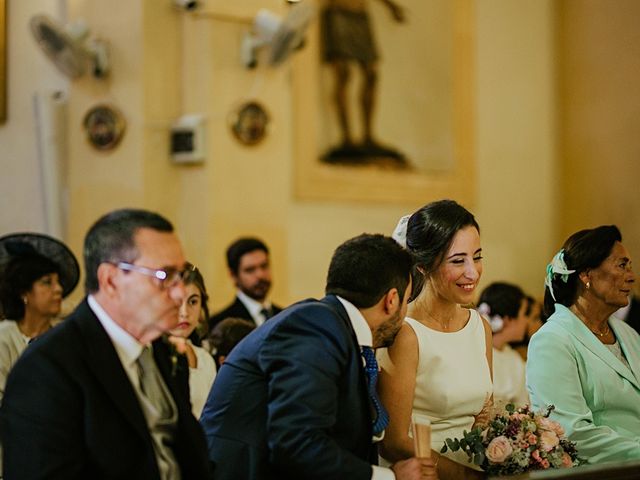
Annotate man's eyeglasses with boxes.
[116,262,195,289]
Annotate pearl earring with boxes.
[22,297,28,305]
[586,282,590,289]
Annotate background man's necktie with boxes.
[361,346,389,436]
[260,307,272,320]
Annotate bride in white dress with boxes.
[378,200,493,479]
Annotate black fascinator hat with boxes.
[0,233,80,298]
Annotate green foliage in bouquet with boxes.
[441,404,584,476]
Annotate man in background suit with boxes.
[0,209,211,480]
[200,234,437,480]
[208,237,282,330]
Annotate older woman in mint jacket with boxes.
[527,225,639,464]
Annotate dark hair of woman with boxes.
[543,225,621,318]
[208,317,256,368]
[478,282,525,319]
[185,267,210,346]
[0,253,60,320]
[405,199,480,300]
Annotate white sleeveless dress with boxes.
[380,309,492,468]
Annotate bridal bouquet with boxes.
[441,404,583,476]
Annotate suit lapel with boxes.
[321,295,373,432]
[152,337,189,409]
[555,305,640,390]
[73,299,151,441]
[233,297,256,325]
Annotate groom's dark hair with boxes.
[325,234,413,308]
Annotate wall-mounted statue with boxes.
[321,0,408,168]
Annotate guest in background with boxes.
[207,317,255,369]
[378,200,491,479]
[477,282,529,407]
[0,233,80,473]
[0,233,80,398]
[201,234,436,480]
[512,295,544,361]
[0,209,211,479]
[527,225,640,464]
[168,267,216,418]
[209,237,282,330]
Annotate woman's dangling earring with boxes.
[586,281,590,290]
[22,297,28,305]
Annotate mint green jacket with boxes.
[527,304,640,464]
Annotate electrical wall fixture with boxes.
[170,114,206,164]
[241,1,315,68]
[173,0,199,12]
[30,14,110,79]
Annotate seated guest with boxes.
[477,282,529,407]
[207,317,255,368]
[0,233,80,472]
[527,225,640,464]
[201,234,436,480]
[0,232,80,398]
[168,267,217,418]
[209,237,282,330]
[0,209,211,479]
[378,201,491,479]
[512,295,544,361]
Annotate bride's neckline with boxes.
[408,308,473,334]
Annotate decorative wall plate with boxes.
[229,101,270,146]
[83,104,126,151]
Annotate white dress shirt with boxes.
[337,297,395,480]
[88,295,143,390]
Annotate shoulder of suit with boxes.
[21,303,89,358]
[210,300,241,319]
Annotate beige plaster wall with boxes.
[2,0,558,312]
[0,0,68,234]
[558,0,640,275]
[474,0,558,299]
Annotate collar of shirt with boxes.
[236,290,271,325]
[88,294,145,372]
[336,296,373,348]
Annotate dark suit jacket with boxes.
[0,299,211,480]
[208,296,282,330]
[200,295,375,480]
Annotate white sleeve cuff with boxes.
[372,465,396,480]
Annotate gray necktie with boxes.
[136,346,172,418]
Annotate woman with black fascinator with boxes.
[0,233,80,397]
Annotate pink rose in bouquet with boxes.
[540,430,559,452]
[486,436,512,463]
[537,416,565,437]
[441,404,583,476]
